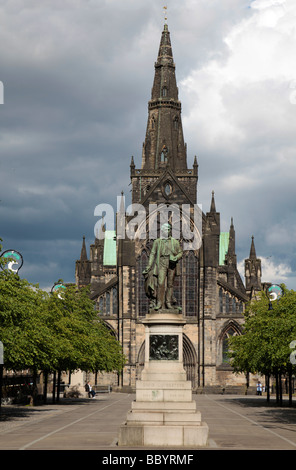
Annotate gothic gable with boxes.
[139,167,196,208]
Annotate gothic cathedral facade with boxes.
[75,24,264,392]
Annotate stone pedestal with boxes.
[118,311,209,447]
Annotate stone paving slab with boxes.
[0,393,295,454]
[198,394,296,450]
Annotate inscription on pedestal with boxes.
[149,335,178,360]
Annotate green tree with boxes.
[45,283,125,374]
[229,287,296,404]
[0,269,56,402]
[0,238,125,404]
[0,270,54,370]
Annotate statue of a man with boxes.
[142,223,183,311]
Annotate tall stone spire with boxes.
[141,23,187,171]
[228,218,236,256]
[210,190,216,213]
[249,235,257,259]
[131,23,197,206]
[75,236,91,288]
[80,236,88,261]
[245,236,262,295]
[225,218,237,267]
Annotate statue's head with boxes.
[160,223,172,238]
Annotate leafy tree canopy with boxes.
[0,239,125,375]
[229,286,296,377]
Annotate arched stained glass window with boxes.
[232,297,236,313]
[222,327,237,363]
[112,287,118,315]
[99,296,103,314]
[173,258,183,311]
[225,294,230,313]
[160,145,168,162]
[219,288,223,313]
[185,252,197,317]
[106,291,110,315]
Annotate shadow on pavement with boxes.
[220,395,296,426]
[0,395,109,423]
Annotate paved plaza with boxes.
[0,392,296,452]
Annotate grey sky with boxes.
[0,0,295,290]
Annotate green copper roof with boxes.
[219,232,229,266]
[103,230,117,266]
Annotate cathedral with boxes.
[75,23,265,392]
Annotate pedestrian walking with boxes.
[256,381,262,396]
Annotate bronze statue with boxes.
[142,223,182,311]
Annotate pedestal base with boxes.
[119,423,209,448]
[118,311,209,448]
[118,392,209,447]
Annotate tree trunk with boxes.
[279,372,283,406]
[32,367,38,405]
[52,370,56,404]
[56,369,61,403]
[0,365,3,413]
[288,367,293,407]
[266,374,270,403]
[275,372,279,403]
[43,370,48,404]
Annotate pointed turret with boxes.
[210,190,216,213]
[224,218,237,268]
[130,156,135,175]
[245,236,262,297]
[75,236,91,288]
[80,236,88,261]
[206,191,219,226]
[249,235,256,259]
[204,191,220,267]
[228,218,236,256]
[193,155,198,176]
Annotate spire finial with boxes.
[250,235,257,259]
[80,235,88,261]
[210,190,216,213]
[163,6,167,23]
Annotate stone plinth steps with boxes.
[118,311,209,447]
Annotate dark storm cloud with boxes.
[181,0,296,287]
[0,0,295,289]
[0,0,154,287]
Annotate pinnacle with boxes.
[249,235,257,259]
